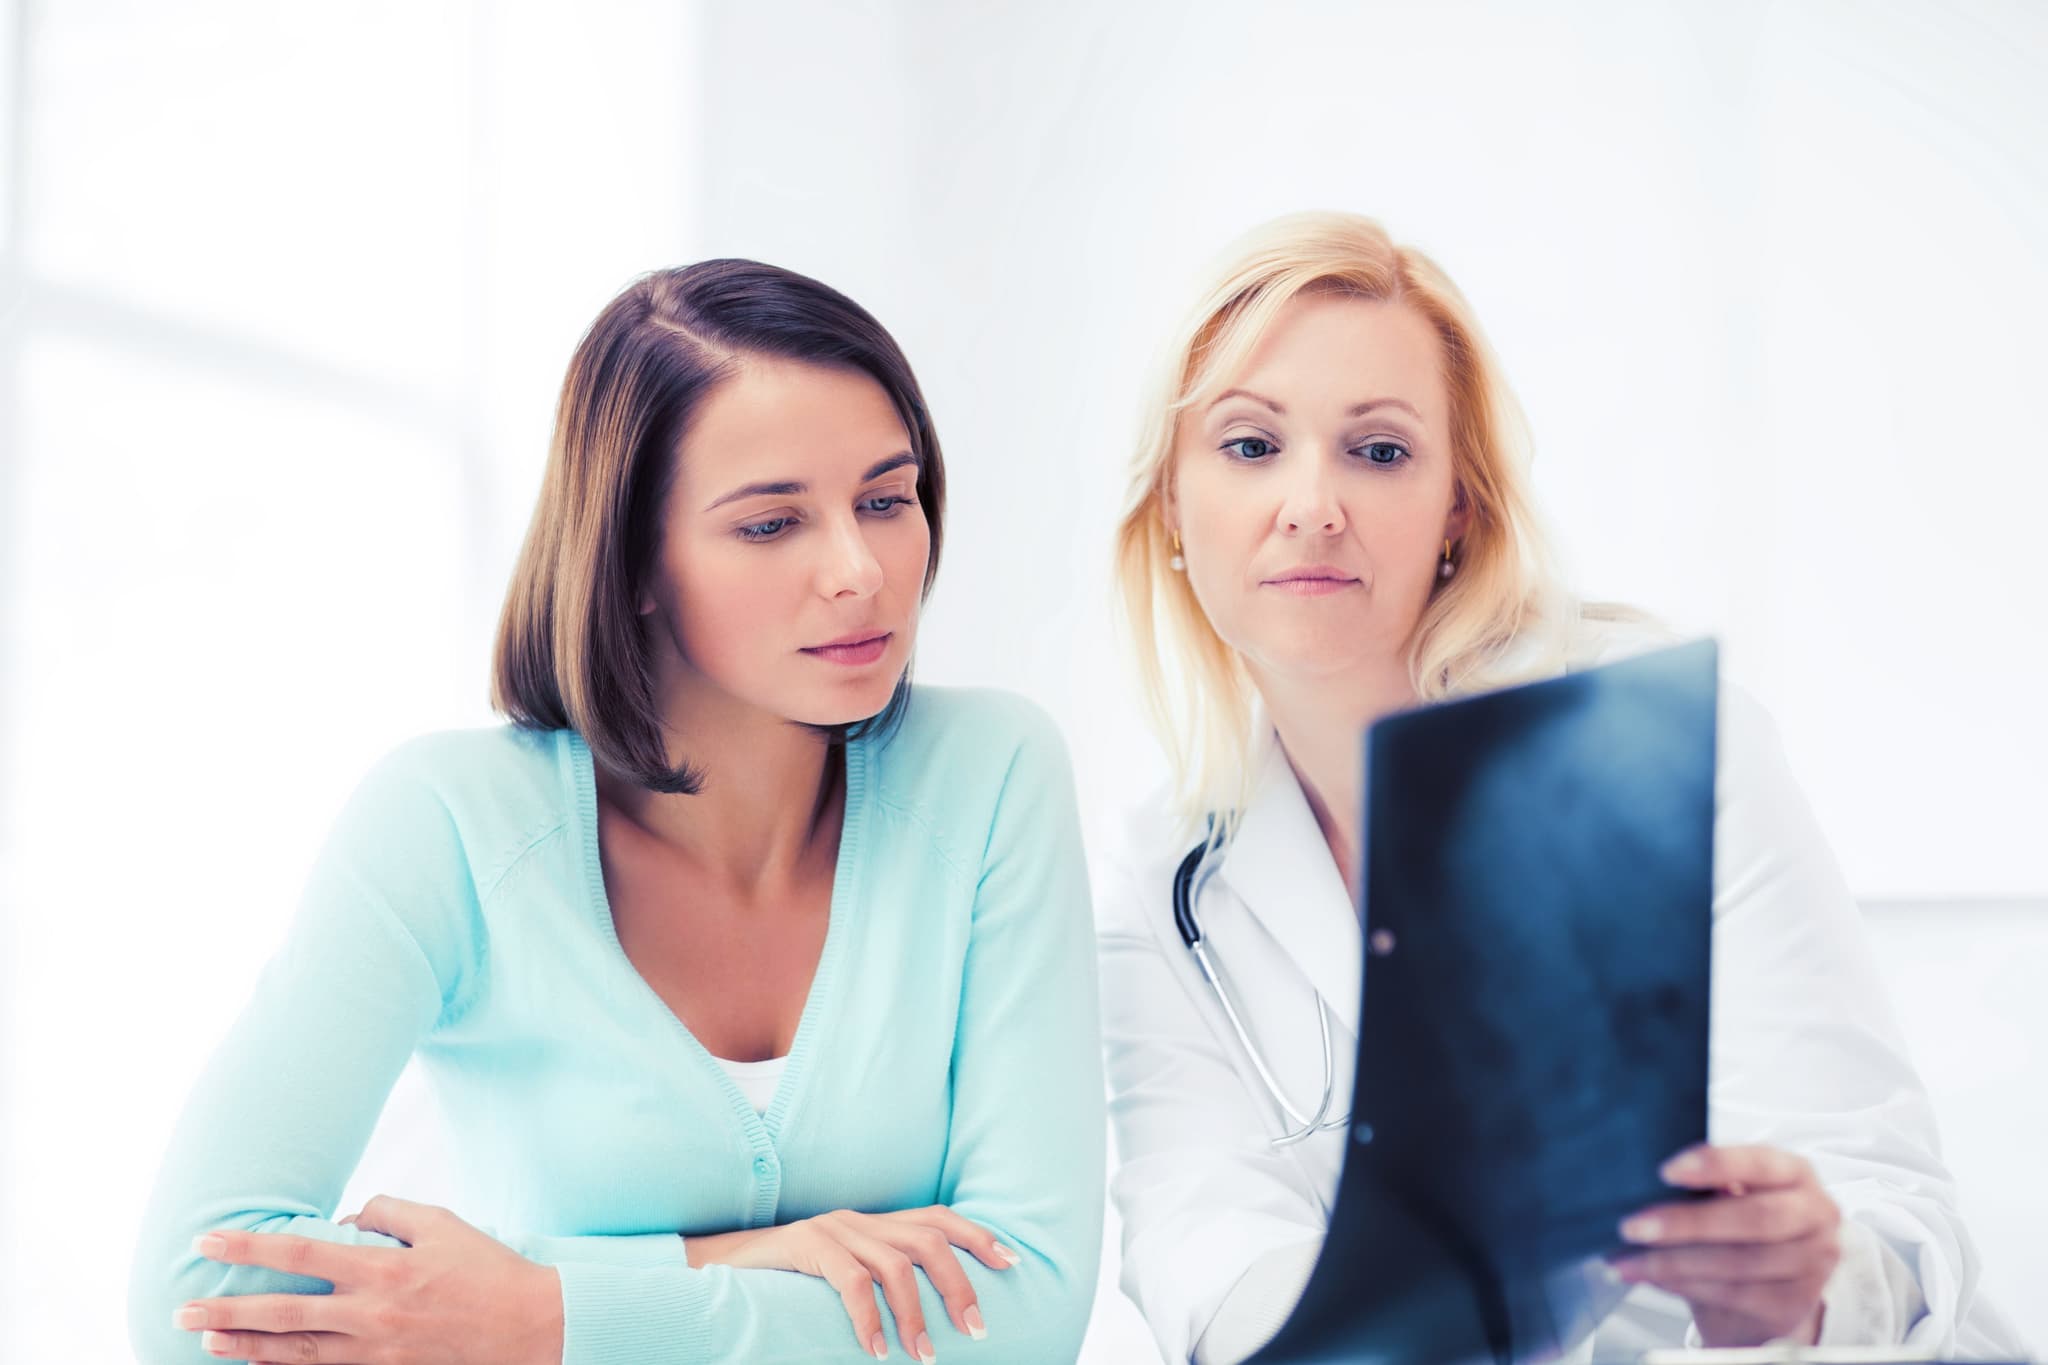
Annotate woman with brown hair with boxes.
[130,260,1104,1365]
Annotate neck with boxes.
[597,670,841,893]
[1251,653,1420,897]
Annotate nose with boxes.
[818,514,885,600]
[1277,455,1345,537]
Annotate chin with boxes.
[790,675,905,731]
[1236,625,1384,681]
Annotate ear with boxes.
[1158,471,1180,538]
[1444,482,1473,544]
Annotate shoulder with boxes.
[1542,612,1790,783]
[1092,777,1207,941]
[865,685,1080,869]
[1543,615,1833,898]
[1541,612,1800,809]
[1557,604,1684,671]
[872,684,1071,794]
[326,724,574,896]
[369,724,566,811]
[348,724,563,823]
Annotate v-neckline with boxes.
[564,729,872,1144]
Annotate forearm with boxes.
[131,1209,410,1365]
[539,1240,1094,1365]
[681,1227,767,1269]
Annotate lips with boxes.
[801,631,893,666]
[1262,566,1359,597]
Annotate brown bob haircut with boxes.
[491,260,947,795]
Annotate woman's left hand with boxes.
[1613,1144,1842,1347]
[176,1195,564,1365]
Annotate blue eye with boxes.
[861,495,913,515]
[737,516,793,542]
[1355,441,1409,467]
[1224,437,1277,462]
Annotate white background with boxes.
[1,2,2042,1361]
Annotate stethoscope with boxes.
[1172,825,1354,1148]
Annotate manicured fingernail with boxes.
[964,1304,987,1340]
[993,1243,1020,1266]
[193,1233,227,1259]
[173,1305,207,1329]
[1620,1216,1662,1243]
[201,1331,230,1355]
[915,1332,937,1363]
[869,1332,888,1359]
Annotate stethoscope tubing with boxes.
[1174,836,1352,1147]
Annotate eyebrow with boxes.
[704,451,918,512]
[1206,388,1423,422]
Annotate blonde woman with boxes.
[1100,212,2021,1365]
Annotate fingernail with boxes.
[193,1233,227,1259]
[993,1243,1020,1266]
[965,1304,987,1340]
[869,1332,889,1359]
[916,1332,937,1363]
[1620,1216,1662,1243]
[201,1331,230,1355]
[1662,1154,1702,1181]
[172,1305,206,1329]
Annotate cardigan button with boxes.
[753,1155,774,1178]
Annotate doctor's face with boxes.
[1167,292,1466,689]
[639,356,931,728]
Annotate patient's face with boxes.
[1169,292,1464,692]
[641,356,929,729]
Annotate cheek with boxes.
[668,541,791,673]
[1175,480,1269,640]
[1174,463,1260,570]
[882,514,933,593]
[1352,498,1442,569]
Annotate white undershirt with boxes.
[713,1054,788,1113]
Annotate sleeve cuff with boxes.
[507,1230,694,1270]
[1816,1217,1925,1346]
[1678,1219,1924,1349]
[1195,1238,1322,1365]
[554,1256,718,1365]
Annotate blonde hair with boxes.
[1114,211,1579,829]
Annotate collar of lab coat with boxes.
[1213,728,1364,1040]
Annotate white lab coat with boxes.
[1099,628,2027,1365]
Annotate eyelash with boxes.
[735,494,916,542]
[1220,436,1412,468]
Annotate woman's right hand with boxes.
[686,1205,1020,1361]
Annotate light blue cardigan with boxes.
[128,687,1105,1363]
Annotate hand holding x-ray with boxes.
[1615,1144,1845,1347]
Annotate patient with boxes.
[128,260,1104,1364]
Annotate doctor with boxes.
[1099,211,2022,1365]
